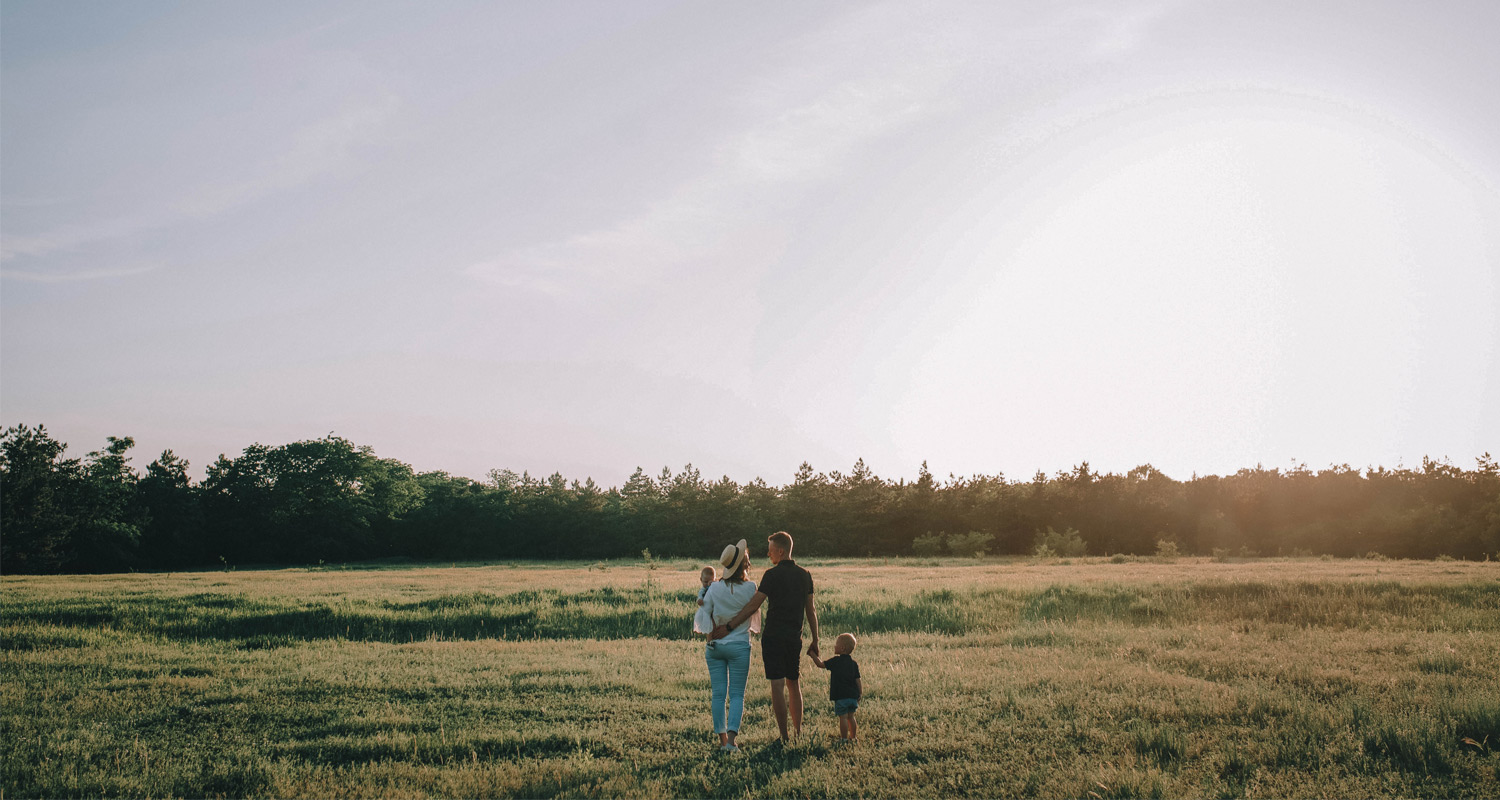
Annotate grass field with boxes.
[4,556,1500,798]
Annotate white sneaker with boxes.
[720,743,739,753]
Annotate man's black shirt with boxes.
[757,559,814,639]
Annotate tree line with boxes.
[2,423,1497,574]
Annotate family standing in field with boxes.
[693,531,862,752]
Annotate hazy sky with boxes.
[3,1,1497,485]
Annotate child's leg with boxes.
[847,711,857,741]
[838,714,850,739]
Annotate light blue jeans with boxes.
[705,640,751,734]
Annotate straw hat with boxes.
[719,539,749,574]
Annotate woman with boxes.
[695,538,761,752]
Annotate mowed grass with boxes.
[3,557,1500,798]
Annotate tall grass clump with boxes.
[1272,707,1344,770]
[1449,697,1500,746]
[1088,771,1168,800]
[1216,749,1256,798]
[1417,652,1464,674]
[1363,720,1453,775]
[1129,723,1186,768]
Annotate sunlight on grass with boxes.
[3,558,1498,797]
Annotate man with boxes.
[711,530,819,741]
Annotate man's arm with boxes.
[710,591,767,640]
[804,594,820,657]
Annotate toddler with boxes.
[697,566,716,605]
[692,566,717,636]
[811,632,862,742]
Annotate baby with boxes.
[697,566,717,606]
[692,566,717,637]
[810,632,862,742]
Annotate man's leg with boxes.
[786,678,803,736]
[769,678,789,740]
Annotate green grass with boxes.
[3,557,1499,797]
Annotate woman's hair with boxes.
[724,552,751,585]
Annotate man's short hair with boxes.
[768,531,794,554]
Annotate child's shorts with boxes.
[833,698,859,716]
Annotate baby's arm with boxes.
[810,654,826,668]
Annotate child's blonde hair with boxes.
[835,632,857,654]
[700,566,718,579]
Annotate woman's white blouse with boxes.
[694,579,761,643]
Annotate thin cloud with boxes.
[1075,0,1181,59]
[465,2,1177,297]
[0,195,71,209]
[180,92,401,216]
[466,7,957,295]
[3,13,402,267]
[1,94,399,265]
[0,234,66,262]
[1,264,159,283]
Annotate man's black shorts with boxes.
[762,635,802,681]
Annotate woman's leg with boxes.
[725,641,751,741]
[706,647,728,738]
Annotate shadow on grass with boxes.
[284,733,619,765]
[672,737,831,798]
[5,581,1497,649]
[3,587,1006,646]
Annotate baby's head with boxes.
[834,632,857,656]
[700,566,717,586]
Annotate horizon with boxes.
[4,1,1497,487]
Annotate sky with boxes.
[3,0,1497,486]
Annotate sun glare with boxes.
[893,89,1496,478]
